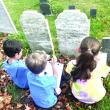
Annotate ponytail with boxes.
[71,52,96,82]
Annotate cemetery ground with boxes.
[0,35,110,110]
[0,0,110,109]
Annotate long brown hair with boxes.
[71,37,101,82]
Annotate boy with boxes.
[2,39,29,88]
[25,51,63,109]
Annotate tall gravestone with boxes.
[0,0,17,33]
[101,37,110,65]
[20,11,52,53]
[55,10,90,56]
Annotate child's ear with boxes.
[15,53,19,59]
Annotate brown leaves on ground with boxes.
[0,69,10,89]
[0,36,7,62]
[0,61,74,110]
[0,92,12,110]
[0,69,12,110]
[0,56,75,110]
[0,35,83,110]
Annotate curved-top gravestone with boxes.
[55,10,90,56]
[0,0,17,33]
[20,11,52,53]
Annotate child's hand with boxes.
[50,55,57,64]
[55,87,61,95]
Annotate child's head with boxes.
[80,37,101,55]
[71,37,101,81]
[3,39,23,58]
[25,50,48,74]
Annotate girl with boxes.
[66,37,110,104]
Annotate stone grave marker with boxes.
[55,10,90,56]
[68,5,75,10]
[0,0,17,33]
[20,11,52,53]
[40,0,48,3]
[90,8,97,17]
[39,0,52,15]
[101,37,110,65]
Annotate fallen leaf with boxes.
[17,103,23,108]
[25,104,31,110]
[66,103,72,110]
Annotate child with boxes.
[65,37,110,104]
[25,51,63,109]
[2,39,29,88]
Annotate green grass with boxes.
[4,0,40,30]
[4,0,110,47]
[6,83,23,103]
[3,0,110,109]
[7,32,31,56]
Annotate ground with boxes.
[0,35,110,110]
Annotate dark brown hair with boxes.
[71,37,101,82]
[3,39,22,57]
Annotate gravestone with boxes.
[20,11,52,53]
[40,0,48,3]
[40,3,52,15]
[39,0,52,15]
[101,37,110,65]
[68,5,75,10]
[0,0,17,33]
[55,10,90,56]
[90,8,97,17]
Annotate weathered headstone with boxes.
[0,0,17,33]
[55,10,90,56]
[20,11,52,53]
[101,37,110,65]
[90,8,97,17]
[68,5,75,10]
[40,3,52,15]
[39,0,52,15]
[40,0,48,3]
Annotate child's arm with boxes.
[50,56,58,77]
[96,52,110,78]
[102,66,110,78]
[50,56,63,95]
[65,60,76,74]
[95,63,110,78]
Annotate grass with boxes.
[4,0,110,48]
[7,33,31,56]
[2,0,110,109]
[4,0,40,31]
[6,83,23,103]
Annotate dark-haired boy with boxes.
[2,39,29,88]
